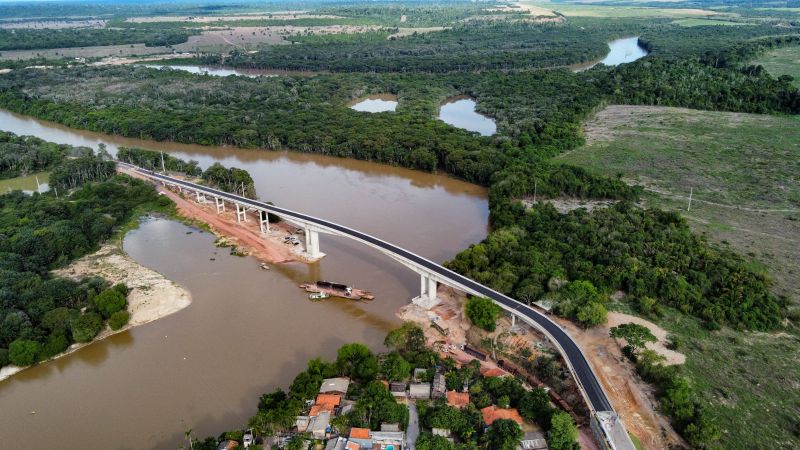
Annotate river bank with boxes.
[0,242,191,383]
[120,166,310,265]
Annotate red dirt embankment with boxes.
[121,167,307,265]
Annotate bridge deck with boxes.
[124,163,614,414]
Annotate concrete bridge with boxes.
[121,162,635,450]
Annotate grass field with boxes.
[610,301,800,450]
[753,45,800,88]
[558,104,799,306]
[524,1,724,18]
[558,106,799,449]
[672,18,753,26]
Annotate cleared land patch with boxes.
[753,44,800,88]
[558,105,800,304]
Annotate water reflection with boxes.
[437,96,497,136]
[143,65,277,78]
[600,37,649,66]
[349,94,398,113]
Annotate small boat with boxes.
[299,281,375,301]
[309,292,330,301]
[260,263,270,270]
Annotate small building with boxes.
[446,390,470,409]
[325,437,348,450]
[320,377,351,396]
[372,430,405,449]
[481,367,510,378]
[348,427,372,449]
[432,372,446,399]
[307,410,331,439]
[432,428,452,438]
[217,440,238,450]
[381,423,401,432]
[481,405,524,427]
[519,431,548,450]
[295,415,310,432]
[314,393,342,414]
[390,382,407,399]
[409,383,431,400]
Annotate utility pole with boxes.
[160,151,166,173]
[687,187,693,212]
[35,175,41,193]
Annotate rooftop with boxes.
[481,405,524,426]
[520,431,548,450]
[320,377,351,394]
[349,427,371,440]
[446,390,470,408]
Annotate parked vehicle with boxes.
[243,429,255,448]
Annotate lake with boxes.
[349,94,398,113]
[437,96,497,136]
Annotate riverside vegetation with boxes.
[0,132,176,369]
[1,4,799,448]
[192,323,579,450]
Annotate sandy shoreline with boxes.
[0,243,192,383]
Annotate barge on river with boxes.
[300,281,375,301]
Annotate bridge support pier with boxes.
[196,190,206,204]
[259,210,270,234]
[304,228,322,258]
[215,197,225,213]
[412,274,440,309]
[236,203,247,222]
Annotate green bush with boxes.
[8,339,42,366]
[93,288,127,319]
[40,334,70,359]
[71,312,103,343]
[465,296,501,331]
[0,348,9,367]
[108,310,130,331]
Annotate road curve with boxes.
[125,164,614,413]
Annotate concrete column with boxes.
[236,203,247,222]
[259,210,270,234]
[427,276,437,301]
[215,197,225,213]
[309,230,320,257]
[195,190,206,203]
[420,274,428,297]
[511,314,517,327]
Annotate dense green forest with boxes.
[0,53,793,334]
[0,137,175,369]
[0,28,197,51]
[0,130,89,179]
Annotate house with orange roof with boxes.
[348,427,372,449]
[481,405,524,426]
[480,367,509,378]
[446,390,470,409]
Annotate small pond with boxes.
[437,97,496,136]
[349,94,398,113]
[600,37,649,66]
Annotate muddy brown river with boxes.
[0,110,488,449]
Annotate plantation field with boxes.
[753,44,800,88]
[557,105,800,304]
[524,2,723,18]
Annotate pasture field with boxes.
[557,105,800,305]
[753,44,800,88]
